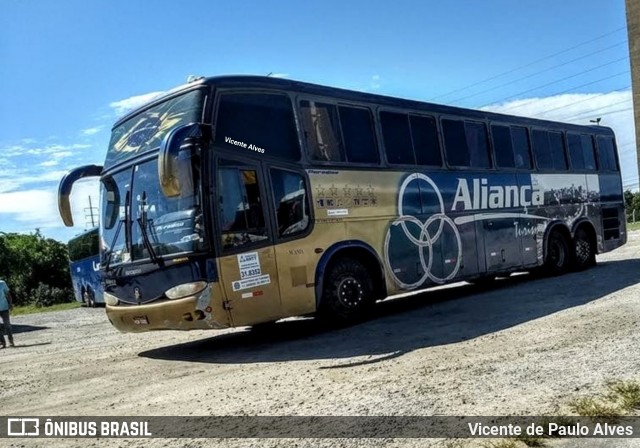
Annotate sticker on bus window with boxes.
[232,275,271,292]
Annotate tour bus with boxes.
[58,75,625,332]
[67,227,103,307]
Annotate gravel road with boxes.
[3,231,640,448]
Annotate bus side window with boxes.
[215,93,301,160]
[491,124,515,168]
[380,111,414,164]
[548,131,567,170]
[567,133,585,170]
[511,126,532,169]
[581,135,597,170]
[443,119,490,168]
[338,105,379,164]
[217,162,268,250]
[270,169,310,237]
[410,114,441,167]
[300,100,345,162]
[596,135,619,171]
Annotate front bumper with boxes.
[106,291,229,333]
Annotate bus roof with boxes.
[113,74,615,136]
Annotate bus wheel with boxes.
[573,227,596,270]
[545,231,571,275]
[85,288,95,308]
[320,258,374,325]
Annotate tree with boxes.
[0,230,73,307]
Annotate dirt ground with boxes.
[3,231,640,448]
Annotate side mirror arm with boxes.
[58,165,103,227]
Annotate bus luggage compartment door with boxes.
[482,217,522,272]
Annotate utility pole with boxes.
[626,0,640,185]
[84,196,98,228]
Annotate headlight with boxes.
[165,281,208,300]
[104,292,119,306]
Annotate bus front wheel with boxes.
[545,231,571,275]
[319,257,375,325]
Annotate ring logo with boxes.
[384,173,462,289]
[8,418,40,436]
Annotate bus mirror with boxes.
[58,165,103,227]
[158,123,207,198]
[101,175,119,230]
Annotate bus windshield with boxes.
[101,161,205,266]
[68,228,99,262]
[101,158,205,266]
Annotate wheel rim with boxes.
[337,277,364,308]
[575,232,592,265]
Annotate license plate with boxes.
[133,316,149,325]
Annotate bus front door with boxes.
[218,247,283,327]
[215,158,283,327]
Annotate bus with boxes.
[57,75,626,332]
[67,227,103,307]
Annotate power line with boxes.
[477,56,628,106]
[429,27,626,101]
[447,41,628,104]
[482,71,630,114]
[503,85,630,116]
[562,103,633,122]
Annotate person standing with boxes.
[0,279,14,348]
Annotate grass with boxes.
[485,380,640,448]
[626,221,640,232]
[568,380,640,420]
[481,440,521,448]
[607,380,640,411]
[569,397,622,419]
[12,301,81,316]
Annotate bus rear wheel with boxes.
[319,257,375,325]
[573,227,596,270]
[545,231,571,275]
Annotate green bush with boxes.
[31,283,73,308]
[0,230,73,307]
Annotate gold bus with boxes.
[58,75,626,332]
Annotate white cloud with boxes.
[0,189,59,227]
[52,151,73,159]
[81,126,104,136]
[269,73,290,78]
[40,160,59,167]
[482,90,638,188]
[0,169,68,194]
[22,143,91,157]
[109,91,165,117]
[0,179,99,231]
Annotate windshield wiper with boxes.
[137,191,162,266]
[104,218,124,272]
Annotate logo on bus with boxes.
[384,173,462,289]
[452,178,543,211]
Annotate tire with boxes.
[545,230,571,275]
[85,287,95,308]
[573,227,596,271]
[319,257,375,325]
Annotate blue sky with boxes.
[0,0,635,242]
